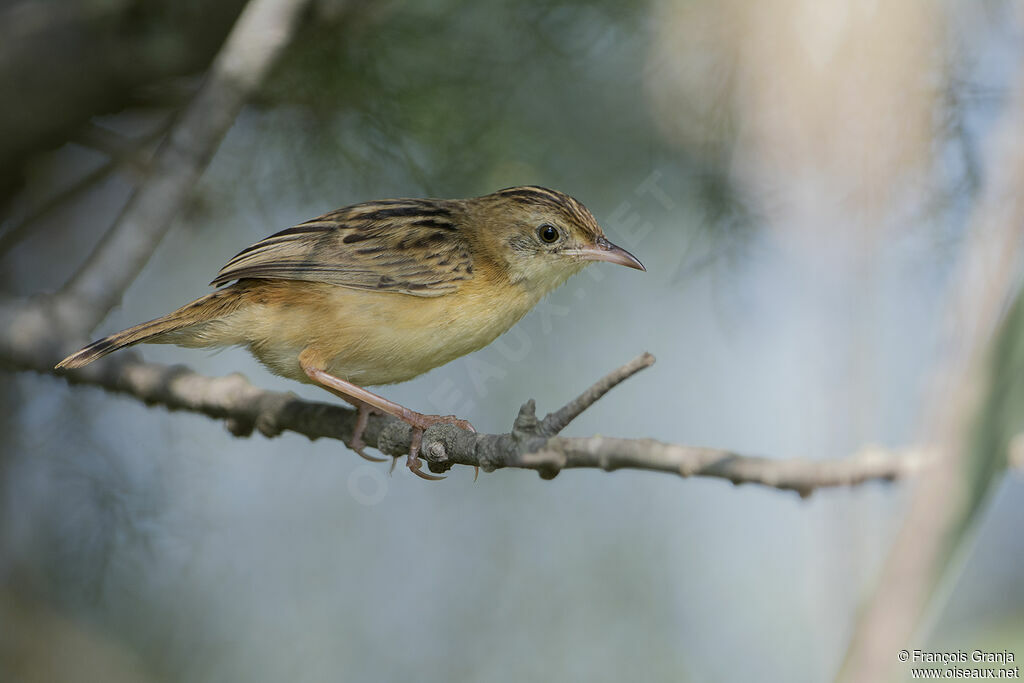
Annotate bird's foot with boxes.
[348,402,388,463]
[300,360,476,479]
[404,413,476,481]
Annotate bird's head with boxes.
[469,186,645,294]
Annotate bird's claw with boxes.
[351,444,388,463]
[348,403,388,462]
[408,455,446,481]
[407,426,446,481]
[402,414,477,481]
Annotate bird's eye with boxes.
[538,224,560,243]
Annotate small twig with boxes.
[539,351,655,435]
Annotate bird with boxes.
[56,185,645,478]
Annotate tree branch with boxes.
[520,439,931,497]
[4,347,1010,493]
[52,0,311,334]
[0,0,311,373]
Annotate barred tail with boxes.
[55,289,241,369]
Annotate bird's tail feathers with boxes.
[55,289,242,369]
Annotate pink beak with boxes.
[567,237,645,271]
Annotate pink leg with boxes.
[298,374,387,463]
[299,357,475,480]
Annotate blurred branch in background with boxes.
[0,119,173,259]
[839,41,1024,683]
[0,0,312,365]
[54,0,313,333]
[0,0,249,203]
[0,2,314,678]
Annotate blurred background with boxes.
[1,1,1023,681]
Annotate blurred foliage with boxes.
[956,283,1024,539]
[190,0,762,288]
[259,0,657,197]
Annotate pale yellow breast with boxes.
[227,279,540,386]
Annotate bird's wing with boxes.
[209,201,474,297]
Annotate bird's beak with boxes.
[565,236,646,271]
